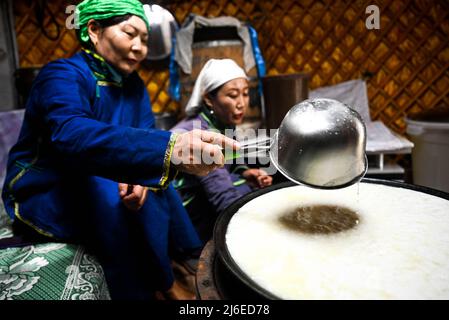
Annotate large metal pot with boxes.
[213,178,449,299]
[143,4,178,61]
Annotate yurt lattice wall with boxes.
[13,0,449,135]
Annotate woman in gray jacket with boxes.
[172,59,272,243]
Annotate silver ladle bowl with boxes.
[269,98,368,189]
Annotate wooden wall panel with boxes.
[13,0,449,135]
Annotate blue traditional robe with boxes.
[1,50,201,299]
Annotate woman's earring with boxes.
[205,101,214,113]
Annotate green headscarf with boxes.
[76,0,150,45]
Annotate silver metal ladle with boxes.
[229,98,368,189]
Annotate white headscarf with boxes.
[185,59,248,116]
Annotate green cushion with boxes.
[0,243,110,300]
[0,192,110,300]
[0,198,12,240]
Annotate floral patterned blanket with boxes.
[0,196,110,300]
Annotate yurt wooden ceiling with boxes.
[13,0,449,134]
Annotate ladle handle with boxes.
[218,145,270,160]
[240,145,271,150]
[239,137,272,147]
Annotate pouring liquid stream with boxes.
[357,182,360,204]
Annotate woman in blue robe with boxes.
[1,0,237,300]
